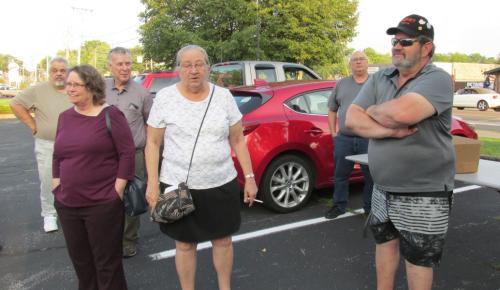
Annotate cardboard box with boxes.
[453,136,481,173]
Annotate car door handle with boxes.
[304,128,323,135]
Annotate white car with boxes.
[453,87,500,111]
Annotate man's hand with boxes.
[390,126,418,138]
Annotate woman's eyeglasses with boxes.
[181,63,206,71]
[66,82,86,88]
[391,38,418,47]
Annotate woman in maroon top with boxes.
[52,65,135,290]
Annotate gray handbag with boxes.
[150,87,215,223]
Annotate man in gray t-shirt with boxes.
[346,15,454,289]
[324,51,373,219]
[105,47,153,258]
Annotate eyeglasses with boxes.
[391,38,419,47]
[66,82,86,88]
[181,62,206,71]
[351,57,367,62]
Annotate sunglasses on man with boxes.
[391,38,419,47]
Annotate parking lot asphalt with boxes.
[1,119,499,290]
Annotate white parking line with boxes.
[149,185,482,261]
[466,121,500,127]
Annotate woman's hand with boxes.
[243,178,258,207]
[146,183,160,209]
[114,178,127,200]
[52,178,60,190]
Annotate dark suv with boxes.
[134,71,180,95]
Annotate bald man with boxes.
[325,51,373,219]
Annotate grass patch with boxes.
[479,137,500,158]
[0,98,12,114]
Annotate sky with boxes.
[1,0,499,70]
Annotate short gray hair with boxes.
[418,36,435,58]
[49,57,68,68]
[108,47,131,63]
[175,45,210,68]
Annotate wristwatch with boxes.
[244,173,255,179]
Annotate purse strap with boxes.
[185,85,215,185]
[104,107,113,140]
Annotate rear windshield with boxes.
[133,75,145,85]
[150,76,180,94]
[232,94,264,115]
[210,64,244,88]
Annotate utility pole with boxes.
[71,6,93,65]
[46,56,49,80]
[256,0,260,60]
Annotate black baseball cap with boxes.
[386,14,434,40]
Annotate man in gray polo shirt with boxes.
[346,15,454,290]
[105,47,153,258]
[325,51,373,219]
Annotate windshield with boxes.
[149,76,180,94]
[210,64,244,88]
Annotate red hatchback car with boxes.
[134,71,180,95]
[230,80,478,213]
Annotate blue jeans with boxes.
[333,133,373,212]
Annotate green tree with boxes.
[0,54,23,73]
[259,0,357,68]
[80,40,111,73]
[449,52,469,63]
[433,53,452,62]
[139,0,358,73]
[363,47,391,64]
[130,45,149,73]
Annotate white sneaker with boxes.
[43,216,58,233]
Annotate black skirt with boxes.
[159,178,241,243]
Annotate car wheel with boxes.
[477,100,489,111]
[259,154,314,213]
[456,107,464,110]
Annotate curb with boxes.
[480,155,500,162]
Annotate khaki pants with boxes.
[34,138,56,218]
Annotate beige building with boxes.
[369,63,500,92]
[434,62,499,91]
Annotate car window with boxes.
[134,75,145,85]
[232,94,264,115]
[475,88,496,94]
[149,76,180,93]
[286,89,332,115]
[209,64,244,88]
[255,66,277,82]
[284,66,317,81]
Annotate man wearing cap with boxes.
[346,15,454,290]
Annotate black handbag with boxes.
[150,86,215,223]
[105,109,148,216]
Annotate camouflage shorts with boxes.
[369,185,453,267]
